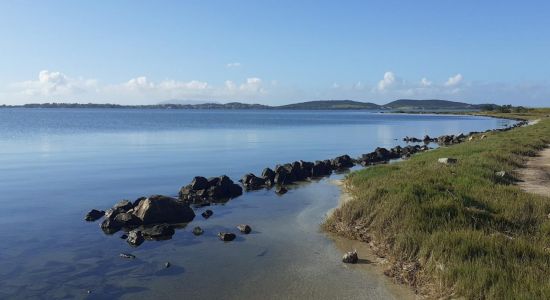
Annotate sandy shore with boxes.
[326,179,420,300]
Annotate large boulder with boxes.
[311,160,331,177]
[133,195,195,225]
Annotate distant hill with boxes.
[383,99,482,110]
[276,100,381,110]
[3,99,490,111]
[158,99,218,105]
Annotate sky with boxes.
[0,0,549,106]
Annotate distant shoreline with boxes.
[0,99,495,111]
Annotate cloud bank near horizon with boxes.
[1,70,549,106]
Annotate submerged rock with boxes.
[342,250,358,264]
[119,253,136,259]
[126,229,144,246]
[132,195,195,225]
[218,232,236,241]
[237,224,252,234]
[84,209,105,221]
[275,186,288,195]
[192,226,204,236]
[201,209,213,219]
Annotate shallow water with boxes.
[0,109,514,299]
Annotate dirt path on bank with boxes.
[516,145,550,198]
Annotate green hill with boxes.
[277,100,381,110]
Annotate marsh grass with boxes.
[324,112,550,299]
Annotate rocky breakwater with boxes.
[237,154,354,192]
[179,175,243,206]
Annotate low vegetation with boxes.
[324,109,550,299]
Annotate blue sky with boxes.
[0,1,549,106]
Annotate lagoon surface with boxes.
[0,109,515,299]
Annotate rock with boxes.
[423,135,433,143]
[133,195,195,225]
[480,134,487,139]
[342,250,358,264]
[181,175,242,203]
[133,196,147,208]
[120,234,128,239]
[164,262,171,268]
[84,209,105,221]
[119,253,136,259]
[201,209,213,219]
[312,160,331,177]
[100,218,122,234]
[237,224,252,234]
[331,155,354,169]
[126,230,144,246]
[495,171,507,177]
[468,136,474,141]
[141,223,175,240]
[218,232,236,241]
[190,176,210,190]
[113,200,133,213]
[192,226,204,236]
[275,186,288,195]
[261,168,276,185]
[438,158,458,165]
[114,212,141,228]
[240,173,266,190]
[274,166,291,185]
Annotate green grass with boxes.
[324,110,550,299]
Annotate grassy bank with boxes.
[324,110,550,299]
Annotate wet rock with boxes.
[438,157,458,165]
[275,186,288,195]
[190,176,210,190]
[114,212,141,228]
[120,234,128,239]
[164,262,171,268]
[192,226,204,236]
[100,218,122,234]
[84,209,105,221]
[126,230,144,246]
[274,166,292,185]
[261,167,276,185]
[342,250,358,264]
[201,209,213,219]
[312,160,331,177]
[119,253,136,259]
[141,223,175,240]
[180,175,242,204]
[218,232,236,241]
[237,224,252,234]
[133,195,195,225]
[331,154,354,169]
[240,173,266,190]
[113,200,133,213]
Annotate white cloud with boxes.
[226,62,242,68]
[377,71,396,91]
[13,70,97,97]
[420,77,432,87]
[445,73,463,86]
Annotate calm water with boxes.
[0,109,514,299]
